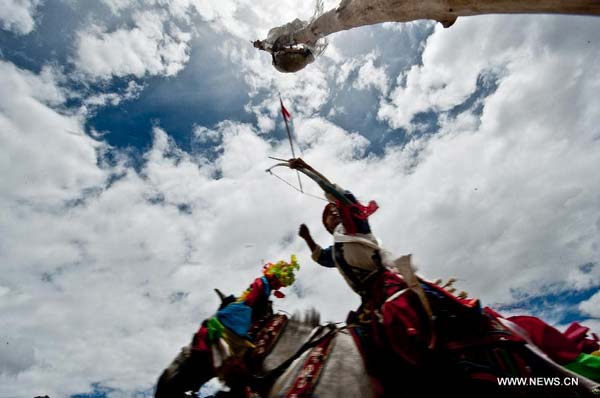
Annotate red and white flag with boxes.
[280,98,292,121]
[277,95,303,192]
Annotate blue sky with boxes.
[1,1,599,397]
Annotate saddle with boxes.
[347,281,534,395]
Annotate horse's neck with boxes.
[268,328,375,398]
[314,329,374,398]
[262,318,319,372]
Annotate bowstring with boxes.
[267,169,328,202]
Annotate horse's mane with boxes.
[289,307,321,328]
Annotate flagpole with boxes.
[280,95,303,193]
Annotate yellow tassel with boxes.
[442,277,457,288]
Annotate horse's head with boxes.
[214,288,236,310]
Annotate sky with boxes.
[1,1,599,397]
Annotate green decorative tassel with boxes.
[207,317,224,342]
[564,353,600,382]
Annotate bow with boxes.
[265,157,328,202]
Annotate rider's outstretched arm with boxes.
[298,224,335,268]
[288,158,351,204]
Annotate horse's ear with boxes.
[214,288,227,303]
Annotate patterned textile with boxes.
[251,314,288,360]
[284,333,336,398]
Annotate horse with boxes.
[266,314,600,398]
[155,300,373,398]
[156,292,600,398]
[198,313,375,398]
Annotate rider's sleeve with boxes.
[311,245,335,268]
[243,278,266,306]
[317,181,351,205]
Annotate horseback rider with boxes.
[291,158,600,397]
[291,158,538,397]
[291,158,434,368]
[155,257,299,398]
[213,256,299,347]
[193,256,299,358]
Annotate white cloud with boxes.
[0,62,106,204]
[192,125,221,144]
[335,58,358,86]
[377,15,600,130]
[256,113,276,133]
[74,10,192,79]
[0,337,35,376]
[566,264,600,291]
[353,52,389,95]
[101,0,135,14]
[0,0,41,34]
[81,80,144,110]
[188,0,318,40]
[580,291,600,318]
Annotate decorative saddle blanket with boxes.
[283,331,337,398]
[249,313,289,362]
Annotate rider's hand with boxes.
[298,224,311,239]
[288,158,307,170]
